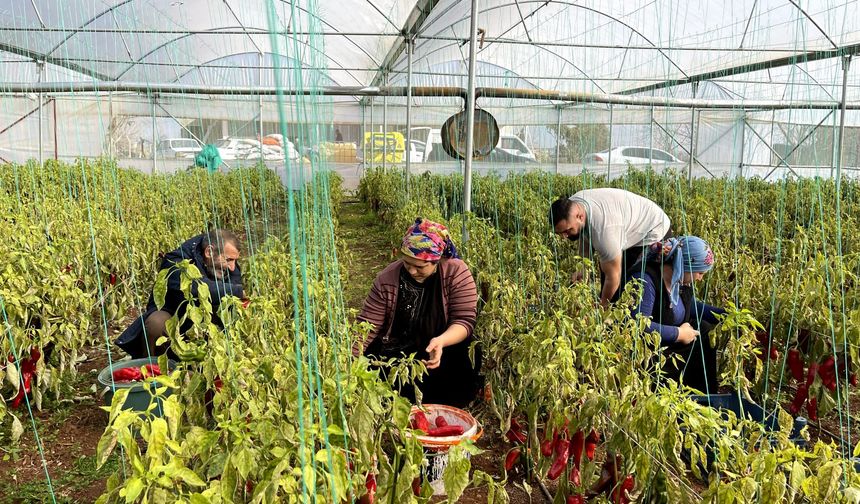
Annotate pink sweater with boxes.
[354,258,478,355]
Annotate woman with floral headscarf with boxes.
[627,236,725,393]
[355,218,481,408]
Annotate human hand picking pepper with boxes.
[424,337,444,369]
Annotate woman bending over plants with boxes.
[627,236,725,394]
[355,218,482,408]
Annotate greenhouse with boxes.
[2,0,860,502]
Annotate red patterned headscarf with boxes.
[400,218,460,262]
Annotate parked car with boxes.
[582,146,681,165]
[215,138,284,161]
[155,138,202,159]
[406,127,536,163]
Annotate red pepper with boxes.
[611,475,635,504]
[214,376,223,391]
[359,473,376,504]
[506,427,527,445]
[584,429,600,460]
[505,448,521,471]
[788,384,808,415]
[569,466,581,487]
[411,411,431,432]
[571,430,585,469]
[241,298,251,309]
[851,374,858,387]
[427,425,465,437]
[787,349,804,381]
[412,477,421,496]
[567,495,585,504]
[806,362,818,389]
[818,357,837,391]
[807,396,818,421]
[435,415,448,428]
[770,348,780,361]
[30,347,40,362]
[109,273,117,286]
[112,367,143,382]
[541,435,555,458]
[547,439,570,481]
[143,364,161,377]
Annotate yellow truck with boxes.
[363,132,405,163]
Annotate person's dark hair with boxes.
[549,197,575,227]
[201,229,241,256]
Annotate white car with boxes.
[215,138,284,161]
[583,146,681,165]
[497,135,537,161]
[155,138,202,159]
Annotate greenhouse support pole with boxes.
[382,74,388,170]
[836,55,852,187]
[52,98,57,160]
[37,61,44,166]
[554,106,562,174]
[606,105,614,178]
[151,96,157,174]
[369,98,375,166]
[737,113,745,177]
[648,105,654,165]
[108,91,113,158]
[688,108,696,187]
[405,38,414,184]
[361,102,367,166]
[462,0,479,244]
[259,52,265,139]
[38,92,43,166]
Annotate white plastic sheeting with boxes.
[1,0,860,176]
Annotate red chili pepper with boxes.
[547,439,570,481]
[435,415,448,428]
[770,348,780,361]
[411,411,431,432]
[571,429,585,469]
[241,298,251,309]
[214,376,223,391]
[787,349,804,381]
[806,363,818,389]
[506,428,527,445]
[567,495,585,504]
[584,429,600,460]
[359,473,376,504]
[807,396,818,421]
[541,436,555,458]
[788,384,808,415]
[109,273,117,286]
[112,367,143,382]
[611,475,635,504]
[851,374,858,387]
[818,357,837,391]
[412,477,421,496]
[427,425,465,437]
[569,466,581,487]
[30,347,40,362]
[143,364,161,377]
[505,448,521,471]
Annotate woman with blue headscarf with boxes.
[627,236,725,393]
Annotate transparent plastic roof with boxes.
[0,0,858,103]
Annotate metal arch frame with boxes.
[112,27,365,85]
[409,0,690,82]
[786,0,838,49]
[170,51,344,88]
[368,0,442,90]
[387,58,545,92]
[23,0,381,83]
[403,35,608,94]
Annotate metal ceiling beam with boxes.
[368,0,441,91]
[3,82,859,112]
[0,42,114,82]
[621,41,860,96]
[0,27,398,36]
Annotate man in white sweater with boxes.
[550,188,671,306]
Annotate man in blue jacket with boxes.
[116,229,244,359]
